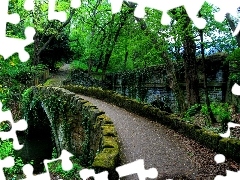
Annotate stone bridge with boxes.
[20,85,240,179]
[21,86,120,171]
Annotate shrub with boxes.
[201,102,231,131]
[183,104,201,122]
[226,48,240,83]
[70,60,88,71]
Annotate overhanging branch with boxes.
[37,9,76,56]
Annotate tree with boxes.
[16,0,77,68]
[199,27,217,123]
[170,7,200,107]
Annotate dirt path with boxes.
[77,94,197,179]
[46,64,70,86]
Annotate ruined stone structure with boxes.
[104,53,228,112]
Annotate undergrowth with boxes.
[183,102,231,132]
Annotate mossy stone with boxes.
[92,148,119,169]
[102,125,117,137]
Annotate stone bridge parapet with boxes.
[21,86,120,171]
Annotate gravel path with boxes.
[77,95,198,179]
[47,64,70,86]
[49,66,240,179]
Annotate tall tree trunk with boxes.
[199,29,217,124]
[33,33,40,66]
[124,50,128,69]
[181,12,200,107]
[96,52,103,72]
[101,10,133,77]
[165,54,187,113]
[171,8,200,107]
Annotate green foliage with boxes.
[0,140,24,178]
[201,102,231,131]
[70,60,88,71]
[38,34,73,72]
[226,48,240,83]
[183,104,201,122]
[0,123,30,179]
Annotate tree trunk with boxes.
[32,9,75,67]
[199,29,217,124]
[124,50,129,69]
[181,14,200,107]
[33,33,40,66]
[170,8,200,107]
[165,54,187,113]
[101,10,133,77]
[183,38,200,107]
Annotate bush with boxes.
[201,102,231,131]
[183,104,201,122]
[226,48,240,83]
[70,60,88,71]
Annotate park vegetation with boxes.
[0,0,240,178]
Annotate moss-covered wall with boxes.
[21,86,120,170]
[62,85,240,163]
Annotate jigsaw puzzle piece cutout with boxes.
[21,164,50,180]
[109,0,206,29]
[109,0,124,14]
[232,83,240,96]
[219,122,240,138]
[79,169,109,180]
[0,102,28,150]
[44,149,74,172]
[24,0,34,11]
[214,154,226,164]
[0,26,35,62]
[215,170,240,179]
[48,0,67,22]
[70,0,81,8]
[21,150,74,180]
[0,0,35,62]
[207,0,240,22]
[116,159,158,180]
[0,156,15,180]
[206,0,240,36]
[183,0,207,29]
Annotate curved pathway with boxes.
[49,66,240,179]
[77,94,197,179]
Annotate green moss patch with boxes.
[92,148,119,170]
[97,114,113,125]
[102,125,117,137]
[102,136,118,149]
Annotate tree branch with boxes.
[37,9,76,56]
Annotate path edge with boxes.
[62,84,240,163]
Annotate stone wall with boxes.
[21,86,120,170]
[104,53,228,112]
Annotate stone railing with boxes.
[62,85,240,163]
[21,86,120,171]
